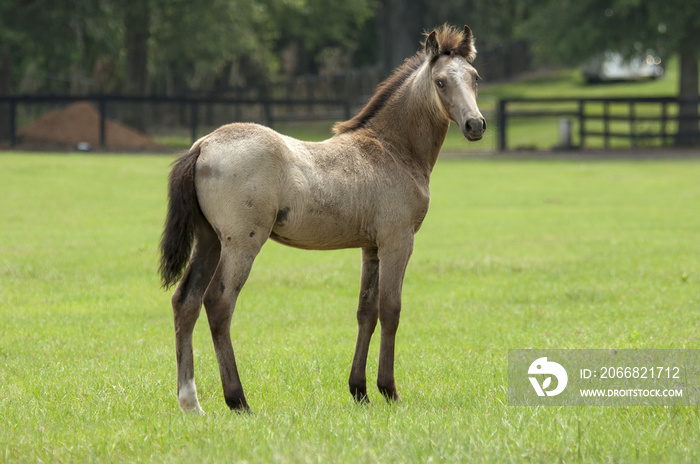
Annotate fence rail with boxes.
[497,96,700,151]
[0,94,351,149]
[5,94,699,152]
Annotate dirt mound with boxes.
[18,102,161,150]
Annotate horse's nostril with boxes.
[467,118,484,133]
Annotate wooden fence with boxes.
[497,97,700,151]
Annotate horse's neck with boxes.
[371,64,450,177]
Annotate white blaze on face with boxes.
[431,56,483,134]
[449,60,482,126]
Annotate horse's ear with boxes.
[459,25,477,63]
[425,31,439,59]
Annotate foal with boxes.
[160,24,485,413]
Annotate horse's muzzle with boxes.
[463,117,486,141]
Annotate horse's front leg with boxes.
[349,247,380,402]
[376,235,414,402]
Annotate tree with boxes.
[523,0,700,145]
[0,0,104,140]
[266,0,377,76]
[118,0,150,130]
[371,0,538,78]
[0,36,11,143]
[148,0,281,93]
[123,0,150,97]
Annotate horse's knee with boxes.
[203,301,231,339]
[205,279,247,341]
[202,278,224,310]
[357,303,378,326]
[172,267,195,309]
[378,302,401,333]
[172,252,217,325]
[173,291,202,331]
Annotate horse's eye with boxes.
[435,79,445,89]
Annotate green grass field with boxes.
[1,152,699,462]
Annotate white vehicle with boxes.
[582,51,664,83]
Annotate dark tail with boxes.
[159,146,202,289]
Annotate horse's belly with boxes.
[269,214,374,250]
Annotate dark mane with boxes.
[332,53,425,135]
[425,24,476,62]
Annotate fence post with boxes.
[661,101,668,146]
[578,99,585,149]
[603,101,610,150]
[263,100,272,128]
[190,101,198,144]
[498,99,507,151]
[99,98,106,148]
[629,101,636,149]
[9,98,16,148]
[344,100,352,121]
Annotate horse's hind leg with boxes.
[172,220,220,414]
[349,247,379,402]
[203,229,268,412]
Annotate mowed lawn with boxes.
[1,152,699,463]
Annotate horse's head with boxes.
[425,25,486,141]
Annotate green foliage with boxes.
[1,153,699,462]
[149,0,280,90]
[521,0,700,64]
[427,0,538,47]
[270,0,376,50]
[1,0,378,94]
[262,0,377,75]
[0,0,122,92]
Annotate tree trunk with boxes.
[677,37,699,146]
[123,1,150,133]
[0,40,11,144]
[377,0,425,77]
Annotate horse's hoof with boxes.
[178,398,205,415]
[188,406,205,415]
[353,392,371,404]
[377,385,401,402]
[225,394,251,413]
[350,385,370,404]
[232,405,252,415]
[229,398,252,414]
[178,402,205,415]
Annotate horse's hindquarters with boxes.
[193,124,285,246]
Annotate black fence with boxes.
[0,94,351,149]
[497,97,700,151]
[5,94,698,153]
